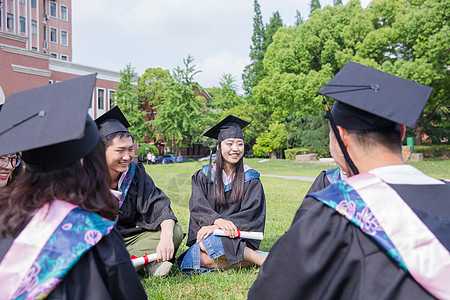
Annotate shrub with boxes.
[414,145,450,159]
[285,147,330,160]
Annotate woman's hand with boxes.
[196,225,218,243]
[214,218,238,238]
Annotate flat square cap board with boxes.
[0,74,99,171]
[318,61,433,129]
[203,115,250,143]
[95,105,130,138]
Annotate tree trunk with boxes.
[414,124,423,146]
[270,150,277,159]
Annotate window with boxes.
[20,17,26,32]
[31,20,37,35]
[60,30,68,46]
[60,5,68,21]
[32,47,37,51]
[7,14,13,29]
[31,0,36,8]
[109,90,116,108]
[49,2,57,17]
[19,0,25,4]
[50,53,57,59]
[97,89,105,110]
[50,27,57,43]
[61,55,68,61]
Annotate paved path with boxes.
[261,174,315,182]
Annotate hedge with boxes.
[285,147,330,160]
[414,145,450,159]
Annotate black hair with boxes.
[102,131,135,148]
[0,141,117,237]
[348,124,403,153]
[214,142,245,205]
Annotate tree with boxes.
[295,10,304,26]
[115,64,148,143]
[333,0,343,6]
[309,0,321,16]
[253,0,448,145]
[286,112,329,148]
[252,122,288,158]
[206,74,244,110]
[242,0,266,95]
[138,67,170,107]
[152,55,205,161]
[263,11,284,53]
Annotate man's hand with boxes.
[156,219,175,262]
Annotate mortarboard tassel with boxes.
[323,98,359,176]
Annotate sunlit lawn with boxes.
[141,158,449,299]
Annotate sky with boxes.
[72,0,370,94]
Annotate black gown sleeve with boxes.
[48,227,147,300]
[118,163,177,236]
[305,171,330,195]
[186,170,223,246]
[248,196,434,300]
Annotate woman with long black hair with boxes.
[0,75,146,299]
[179,115,266,273]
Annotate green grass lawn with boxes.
[141,159,449,299]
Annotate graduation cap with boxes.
[203,115,250,143]
[95,105,130,138]
[318,61,433,130]
[0,74,99,172]
[318,61,432,175]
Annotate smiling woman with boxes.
[179,115,267,274]
[0,153,22,187]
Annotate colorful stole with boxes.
[325,167,342,185]
[117,161,136,208]
[309,173,450,299]
[0,200,114,300]
[201,164,260,192]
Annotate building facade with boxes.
[0,0,121,119]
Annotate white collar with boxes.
[368,164,444,185]
[220,164,251,185]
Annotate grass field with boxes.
[140,158,450,299]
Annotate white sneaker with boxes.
[145,261,173,277]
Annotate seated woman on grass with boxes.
[179,115,267,273]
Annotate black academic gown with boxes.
[116,163,177,237]
[0,228,147,300]
[248,182,450,300]
[186,169,266,266]
[306,170,331,195]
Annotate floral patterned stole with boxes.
[0,200,114,299]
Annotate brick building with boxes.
[0,0,121,119]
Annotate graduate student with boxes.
[179,115,266,273]
[0,106,23,188]
[0,153,22,187]
[95,106,183,276]
[0,75,146,299]
[248,62,450,299]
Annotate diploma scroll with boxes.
[214,229,263,240]
[131,252,158,267]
